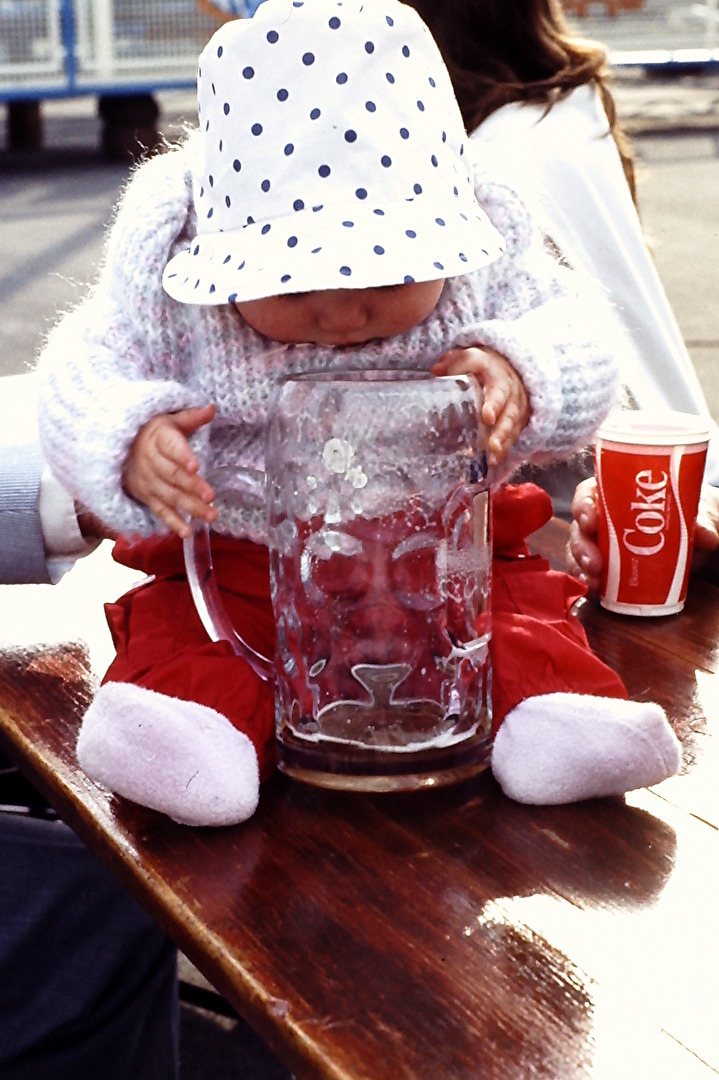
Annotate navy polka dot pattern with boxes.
[163,0,505,306]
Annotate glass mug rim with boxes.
[275,369,478,389]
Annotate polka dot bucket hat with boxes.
[163,0,506,305]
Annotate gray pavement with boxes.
[1,58,718,1080]
[613,65,719,133]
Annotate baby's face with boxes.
[235,279,444,347]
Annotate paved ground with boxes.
[1,43,718,1080]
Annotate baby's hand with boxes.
[123,404,218,538]
[431,347,529,465]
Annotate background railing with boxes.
[0,0,219,100]
[1,0,716,105]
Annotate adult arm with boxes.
[0,422,50,585]
[0,375,101,585]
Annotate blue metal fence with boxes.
[1,0,717,106]
[0,0,224,101]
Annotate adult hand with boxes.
[567,476,719,594]
[567,477,602,594]
[123,404,218,538]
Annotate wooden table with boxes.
[1,525,718,1080]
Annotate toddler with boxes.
[37,0,679,826]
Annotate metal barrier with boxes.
[1,0,716,106]
[0,0,221,101]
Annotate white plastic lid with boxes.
[596,409,710,447]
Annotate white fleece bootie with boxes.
[491,692,681,805]
[77,682,260,826]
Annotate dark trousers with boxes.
[0,811,179,1080]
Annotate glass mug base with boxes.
[275,711,492,792]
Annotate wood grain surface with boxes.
[1,531,717,1079]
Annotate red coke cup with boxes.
[594,411,710,616]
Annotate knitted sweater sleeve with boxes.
[36,145,203,537]
[450,169,622,481]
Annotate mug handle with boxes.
[182,465,274,683]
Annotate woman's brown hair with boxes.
[408,0,636,200]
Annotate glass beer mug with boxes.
[184,370,492,792]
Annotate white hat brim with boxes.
[163,193,505,305]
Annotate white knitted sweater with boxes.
[37,137,620,543]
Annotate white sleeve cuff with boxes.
[39,467,99,581]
